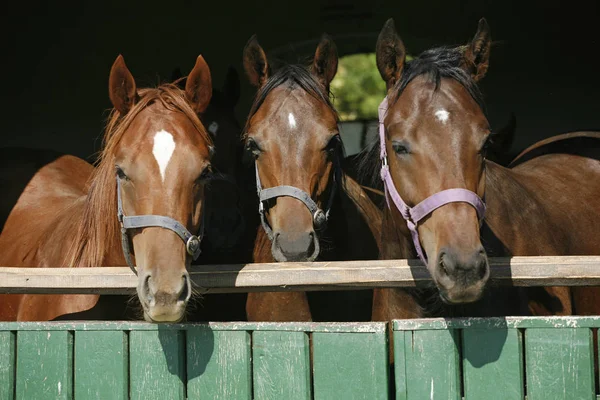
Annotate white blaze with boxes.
[288,113,297,129]
[152,130,176,182]
[435,109,450,123]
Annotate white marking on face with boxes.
[152,130,176,182]
[435,109,450,123]
[288,113,297,129]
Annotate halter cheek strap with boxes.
[117,177,203,274]
[378,96,486,264]
[255,159,339,241]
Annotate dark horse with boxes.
[0,55,215,321]
[364,18,600,320]
[242,34,381,321]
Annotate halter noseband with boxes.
[255,158,340,241]
[378,96,486,265]
[117,177,203,273]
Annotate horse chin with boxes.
[143,307,186,323]
[438,284,485,305]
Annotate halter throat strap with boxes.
[117,177,202,273]
[378,96,486,264]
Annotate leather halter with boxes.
[254,157,340,241]
[378,96,486,264]
[117,177,203,274]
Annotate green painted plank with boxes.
[462,328,524,400]
[0,321,387,333]
[312,332,389,400]
[400,329,460,400]
[525,328,594,400]
[187,328,251,399]
[129,330,185,400]
[0,331,15,400]
[393,330,408,400]
[74,331,128,399]
[15,330,73,399]
[252,331,311,400]
[393,316,600,330]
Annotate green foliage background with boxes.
[330,53,412,121]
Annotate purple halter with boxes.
[378,96,486,264]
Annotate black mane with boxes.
[359,46,486,188]
[243,64,337,136]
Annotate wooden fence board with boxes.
[462,328,524,400]
[129,330,186,400]
[252,331,311,400]
[74,330,128,400]
[397,329,461,400]
[15,330,73,399]
[1,255,600,294]
[186,328,252,400]
[312,331,389,400]
[525,328,595,400]
[0,331,15,400]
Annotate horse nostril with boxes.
[476,255,489,280]
[438,252,449,276]
[306,232,315,254]
[178,275,191,303]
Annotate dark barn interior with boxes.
[1,0,599,158]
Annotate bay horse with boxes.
[365,18,600,320]
[242,34,381,321]
[0,54,214,322]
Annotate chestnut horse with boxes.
[0,54,214,322]
[365,18,600,320]
[242,34,380,321]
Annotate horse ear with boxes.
[222,66,241,107]
[109,55,138,114]
[185,55,213,114]
[311,33,338,90]
[376,19,406,90]
[243,35,270,87]
[463,18,491,82]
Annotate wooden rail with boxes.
[1,256,599,295]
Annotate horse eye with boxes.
[480,134,494,156]
[115,166,129,180]
[392,142,410,155]
[196,166,213,183]
[245,138,262,159]
[325,134,341,154]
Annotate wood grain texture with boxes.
[186,328,251,399]
[15,330,73,399]
[1,255,600,294]
[525,328,595,400]
[129,330,185,400]
[252,331,311,400]
[462,328,524,400]
[74,330,128,400]
[0,331,15,400]
[396,329,461,400]
[312,331,389,400]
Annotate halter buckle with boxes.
[186,235,201,257]
[313,208,326,228]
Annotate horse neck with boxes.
[483,160,565,255]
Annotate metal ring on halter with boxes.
[186,235,201,257]
[313,208,326,228]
